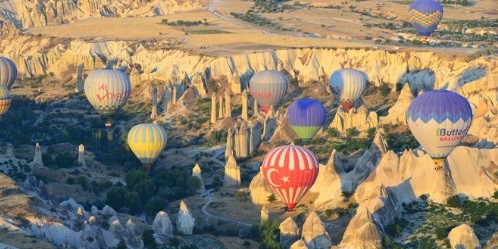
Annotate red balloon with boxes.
[262,144,319,211]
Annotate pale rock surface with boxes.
[32,143,43,167]
[380,84,414,126]
[102,205,117,216]
[126,219,144,249]
[262,108,277,141]
[224,89,231,118]
[448,224,481,249]
[339,207,383,249]
[310,150,345,208]
[249,166,274,205]
[301,212,331,249]
[77,144,86,167]
[192,163,205,194]
[177,201,195,235]
[6,143,14,158]
[223,155,241,187]
[290,239,308,249]
[152,211,174,235]
[211,93,217,124]
[105,219,130,248]
[225,128,234,158]
[329,105,378,133]
[354,147,498,204]
[279,217,300,249]
[260,206,269,224]
[242,89,249,121]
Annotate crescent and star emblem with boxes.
[266,168,290,187]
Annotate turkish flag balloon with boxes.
[262,144,319,211]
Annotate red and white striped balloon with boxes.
[262,144,319,211]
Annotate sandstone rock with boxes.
[152,211,174,235]
[6,143,14,158]
[301,212,331,249]
[211,93,217,124]
[77,144,86,167]
[126,219,143,249]
[224,155,241,187]
[192,163,206,194]
[32,143,43,167]
[290,239,308,249]
[177,201,195,235]
[448,224,481,249]
[102,205,117,216]
[310,150,345,208]
[260,206,269,224]
[226,128,234,158]
[329,105,378,133]
[249,166,274,205]
[107,219,130,248]
[339,207,383,249]
[224,89,231,118]
[380,84,414,126]
[279,217,299,249]
[242,89,249,121]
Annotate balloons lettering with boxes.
[249,70,288,113]
[407,90,472,165]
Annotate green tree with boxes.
[260,220,283,249]
[142,229,157,249]
[106,187,128,211]
[187,176,201,194]
[117,240,126,249]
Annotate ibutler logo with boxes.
[96,84,129,102]
[251,92,272,100]
[436,128,469,142]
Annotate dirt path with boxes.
[201,189,252,227]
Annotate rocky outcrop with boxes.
[380,84,414,126]
[290,239,308,249]
[310,150,345,208]
[301,212,331,249]
[329,105,378,133]
[260,206,269,224]
[339,207,383,249]
[249,166,274,205]
[77,144,86,167]
[447,224,481,249]
[177,201,195,235]
[354,146,498,204]
[126,219,143,249]
[279,217,299,249]
[223,155,241,187]
[152,211,174,235]
[0,0,207,28]
[32,143,43,167]
[192,164,205,194]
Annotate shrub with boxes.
[268,194,277,203]
[446,195,463,208]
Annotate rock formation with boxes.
[242,89,248,121]
[223,155,241,187]
[75,64,84,93]
[339,207,383,249]
[192,73,207,97]
[126,219,143,249]
[260,206,269,224]
[253,99,258,117]
[230,72,242,94]
[177,201,195,235]
[235,122,249,158]
[279,217,299,249]
[150,86,158,118]
[32,143,43,167]
[211,93,217,124]
[218,95,224,119]
[380,84,414,126]
[77,144,86,167]
[447,224,481,249]
[301,212,331,249]
[224,89,231,118]
[329,105,378,133]
[262,108,277,141]
[290,239,308,249]
[249,166,274,205]
[225,128,234,158]
[152,211,174,236]
[309,150,345,208]
[192,164,205,194]
[6,143,14,158]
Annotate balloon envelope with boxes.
[409,0,444,37]
[249,70,288,113]
[84,69,131,126]
[262,144,319,211]
[127,123,167,171]
[329,68,367,111]
[287,98,326,142]
[0,57,17,90]
[407,90,472,163]
[0,85,12,116]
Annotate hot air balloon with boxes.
[287,98,326,142]
[127,123,167,171]
[249,70,288,113]
[0,57,17,90]
[328,68,367,112]
[84,69,131,127]
[407,90,472,166]
[0,85,12,116]
[409,0,444,38]
[262,144,319,211]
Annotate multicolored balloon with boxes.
[409,0,444,37]
[127,123,168,171]
[84,69,131,127]
[407,90,472,165]
[287,98,326,142]
[0,85,12,116]
[262,144,319,211]
[0,57,17,90]
[249,70,288,113]
[328,68,367,112]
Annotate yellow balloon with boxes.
[127,123,167,171]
